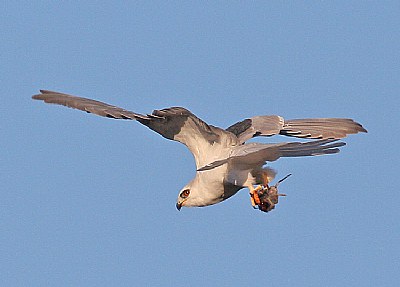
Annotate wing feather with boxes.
[227,115,367,143]
[33,90,148,120]
[198,139,345,171]
[32,90,232,168]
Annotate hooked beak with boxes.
[176,202,182,211]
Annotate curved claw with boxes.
[252,173,292,213]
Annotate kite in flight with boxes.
[32,90,367,212]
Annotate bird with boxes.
[32,90,367,212]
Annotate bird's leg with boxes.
[261,171,271,189]
[247,171,273,210]
[248,185,263,208]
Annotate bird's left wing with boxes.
[227,115,367,143]
[32,90,228,168]
[198,139,345,171]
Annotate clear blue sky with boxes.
[1,1,399,286]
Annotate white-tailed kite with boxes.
[32,90,367,212]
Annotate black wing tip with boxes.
[349,119,368,134]
[358,124,368,134]
[316,139,346,155]
[197,163,214,172]
[321,139,347,150]
[32,90,62,100]
[32,90,43,99]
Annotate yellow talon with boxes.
[249,173,292,213]
[249,185,263,207]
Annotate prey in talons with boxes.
[250,174,292,213]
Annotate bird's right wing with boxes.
[32,90,233,169]
[32,90,149,120]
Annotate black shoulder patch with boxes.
[139,107,219,143]
[226,119,252,136]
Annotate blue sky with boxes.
[1,1,399,286]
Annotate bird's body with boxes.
[32,90,367,211]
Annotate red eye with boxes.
[181,189,190,198]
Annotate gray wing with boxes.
[226,115,367,143]
[32,90,228,168]
[198,139,345,171]
[32,90,149,120]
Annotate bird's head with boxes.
[176,177,224,210]
[176,179,201,210]
[176,186,191,210]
